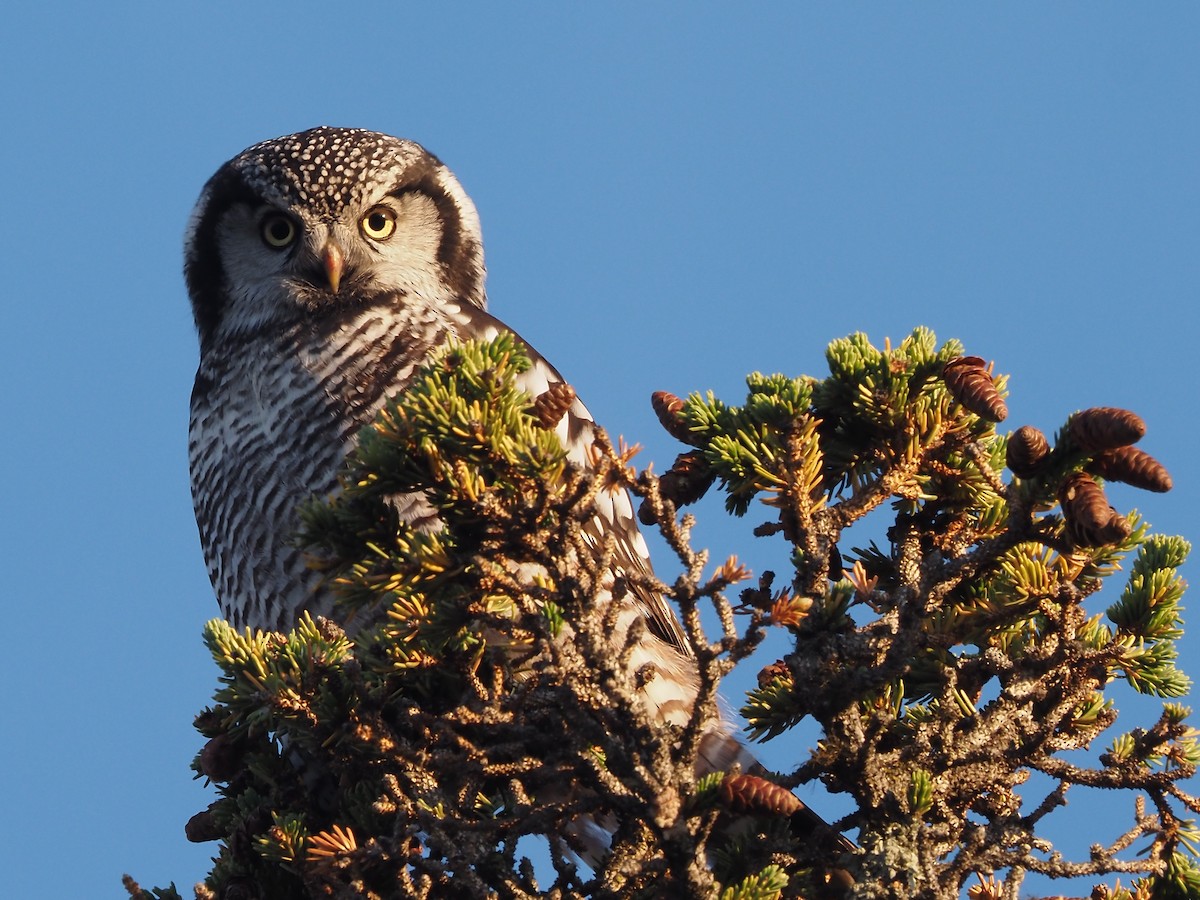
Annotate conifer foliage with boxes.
[130,329,1199,900]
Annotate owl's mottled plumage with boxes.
[185,127,761,822]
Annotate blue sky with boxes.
[2,5,1197,897]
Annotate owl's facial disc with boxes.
[248,191,448,308]
[186,128,490,348]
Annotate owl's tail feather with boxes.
[626,620,853,857]
[564,725,853,886]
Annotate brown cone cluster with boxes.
[719,773,803,817]
[943,356,1008,422]
[1059,472,1132,548]
[1005,425,1050,478]
[531,382,577,430]
[1003,406,1170,549]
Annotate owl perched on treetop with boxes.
[184,126,796,831]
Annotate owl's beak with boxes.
[322,240,345,293]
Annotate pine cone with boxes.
[1005,425,1050,478]
[719,773,802,817]
[1059,472,1131,547]
[943,356,1008,422]
[1068,407,1146,453]
[531,382,576,429]
[639,450,715,525]
[651,390,700,445]
[659,450,715,505]
[185,806,223,843]
[757,659,792,687]
[197,733,244,783]
[1088,445,1172,493]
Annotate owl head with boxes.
[184,127,487,350]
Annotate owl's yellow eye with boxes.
[260,214,297,249]
[360,207,397,241]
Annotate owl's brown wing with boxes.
[444,301,692,658]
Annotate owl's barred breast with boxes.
[189,299,445,630]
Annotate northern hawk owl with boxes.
[183,127,759,782]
